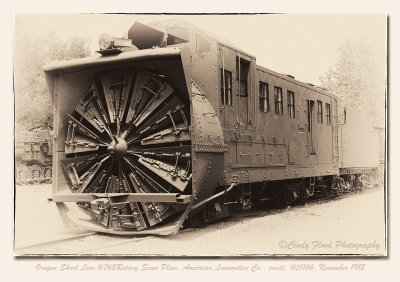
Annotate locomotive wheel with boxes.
[189,202,217,228]
[331,179,341,197]
[29,165,42,183]
[43,166,52,178]
[298,185,307,205]
[321,179,329,198]
[189,209,207,228]
[61,69,193,231]
[271,186,287,209]
[16,166,29,183]
[367,174,376,188]
[236,194,246,212]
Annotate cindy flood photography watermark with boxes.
[279,240,381,252]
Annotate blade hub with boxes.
[107,137,127,159]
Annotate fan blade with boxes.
[74,87,109,134]
[61,155,110,192]
[140,123,190,146]
[65,134,105,154]
[99,72,133,123]
[138,156,191,192]
[66,114,106,144]
[133,82,174,127]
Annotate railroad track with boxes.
[15,186,382,255]
[15,232,96,255]
[15,231,154,255]
[182,185,382,233]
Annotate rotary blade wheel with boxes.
[62,69,192,231]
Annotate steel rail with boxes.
[15,232,96,253]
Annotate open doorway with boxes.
[236,57,250,125]
[307,99,315,154]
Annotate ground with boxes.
[14,184,386,256]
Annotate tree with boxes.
[319,35,386,126]
[14,31,92,132]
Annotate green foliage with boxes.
[319,36,386,126]
[14,31,92,131]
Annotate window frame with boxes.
[220,69,233,106]
[317,100,323,124]
[274,86,283,115]
[259,81,269,113]
[236,57,249,97]
[325,103,331,124]
[287,90,295,118]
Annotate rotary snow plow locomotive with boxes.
[45,19,382,236]
[44,21,227,235]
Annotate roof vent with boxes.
[286,74,295,79]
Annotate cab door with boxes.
[218,46,255,167]
[237,56,250,125]
[307,99,316,155]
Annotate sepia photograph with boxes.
[13,13,387,256]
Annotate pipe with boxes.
[191,182,237,211]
